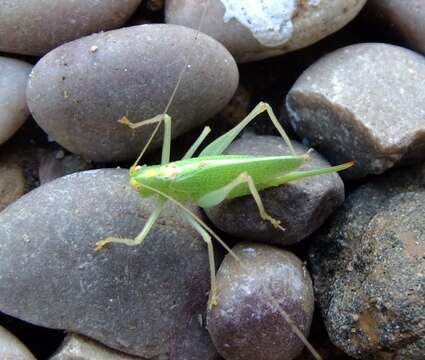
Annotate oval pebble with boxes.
[27,24,239,162]
[0,57,32,145]
[0,326,36,360]
[0,0,142,56]
[286,43,425,179]
[0,169,217,359]
[166,0,367,62]
[207,243,314,360]
[204,132,345,246]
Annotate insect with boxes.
[94,2,353,359]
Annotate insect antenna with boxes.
[140,182,323,360]
[130,0,212,169]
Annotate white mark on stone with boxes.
[308,0,321,6]
[220,0,297,47]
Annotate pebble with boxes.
[0,0,142,56]
[165,0,367,62]
[51,333,143,360]
[0,57,32,145]
[309,163,425,358]
[207,243,314,360]
[0,169,218,359]
[286,43,425,178]
[204,132,345,245]
[367,0,425,55]
[0,163,25,212]
[0,325,36,360]
[27,24,239,162]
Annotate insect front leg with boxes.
[198,172,285,231]
[95,197,166,251]
[182,212,218,309]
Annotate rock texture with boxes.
[27,24,239,162]
[0,326,36,360]
[309,164,425,359]
[0,169,218,359]
[286,43,425,179]
[208,243,314,360]
[205,133,346,245]
[166,0,367,62]
[0,0,142,56]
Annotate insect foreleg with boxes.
[120,113,172,165]
[182,212,218,308]
[198,172,284,231]
[95,197,166,251]
[199,102,295,157]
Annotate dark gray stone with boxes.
[204,133,346,245]
[0,169,218,360]
[309,164,425,359]
[286,43,425,179]
[0,0,142,56]
[207,243,314,360]
[27,24,239,162]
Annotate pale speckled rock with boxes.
[50,334,143,360]
[208,243,314,360]
[0,169,218,360]
[286,43,425,179]
[27,24,239,162]
[309,164,425,359]
[165,0,367,62]
[367,0,425,55]
[204,132,345,245]
[0,325,36,360]
[0,57,32,145]
[0,163,25,212]
[0,0,142,56]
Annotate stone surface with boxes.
[208,243,314,360]
[50,334,143,360]
[0,57,32,145]
[204,132,345,245]
[165,0,367,62]
[0,163,25,212]
[0,0,142,56]
[0,325,36,360]
[27,24,239,162]
[309,163,425,359]
[367,0,425,55]
[0,169,218,359]
[286,43,425,179]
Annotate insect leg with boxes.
[199,102,295,156]
[182,212,218,308]
[198,172,284,231]
[182,126,211,159]
[95,197,166,251]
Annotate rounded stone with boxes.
[207,243,314,360]
[165,0,367,63]
[204,132,345,245]
[0,57,32,145]
[367,0,425,55]
[286,43,425,179]
[0,169,218,359]
[0,326,36,360]
[27,24,239,162]
[0,0,142,56]
[309,163,425,358]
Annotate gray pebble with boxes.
[0,56,32,145]
[208,243,314,360]
[0,0,142,56]
[0,326,36,360]
[309,164,425,359]
[286,43,425,179]
[0,169,218,359]
[166,0,367,63]
[27,24,239,162]
[204,133,345,245]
